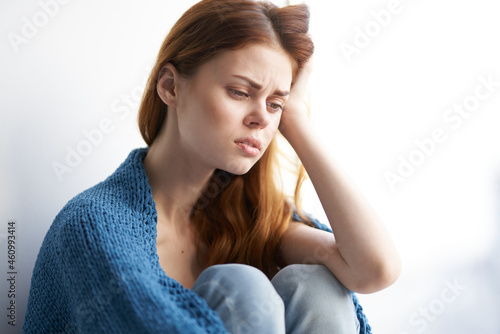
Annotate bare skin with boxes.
[155,219,207,289]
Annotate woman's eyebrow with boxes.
[232,75,289,97]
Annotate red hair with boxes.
[137,0,314,277]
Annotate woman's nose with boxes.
[244,100,271,129]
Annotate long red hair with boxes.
[137,0,314,277]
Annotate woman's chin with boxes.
[220,160,256,176]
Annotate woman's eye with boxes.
[229,89,249,99]
[267,102,283,113]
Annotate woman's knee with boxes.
[271,264,359,333]
[194,263,284,310]
[197,264,274,292]
[193,264,285,333]
[271,264,353,307]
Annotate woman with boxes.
[24,0,401,333]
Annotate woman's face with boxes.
[170,43,294,175]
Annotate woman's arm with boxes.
[278,62,401,294]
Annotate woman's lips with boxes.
[235,137,262,157]
[235,142,260,157]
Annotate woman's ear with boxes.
[157,63,180,107]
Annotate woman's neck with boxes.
[143,123,214,227]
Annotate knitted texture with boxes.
[25,148,371,333]
[24,148,228,333]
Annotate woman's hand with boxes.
[279,59,314,139]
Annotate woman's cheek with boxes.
[269,114,281,133]
[209,97,237,122]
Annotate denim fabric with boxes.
[272,264,360,334]
[193,263,359,334]
[192,264,285,333]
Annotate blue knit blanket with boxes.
[24,148,371,333]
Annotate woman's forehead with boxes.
[204,44,294,87]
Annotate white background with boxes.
[1,0,499,333]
